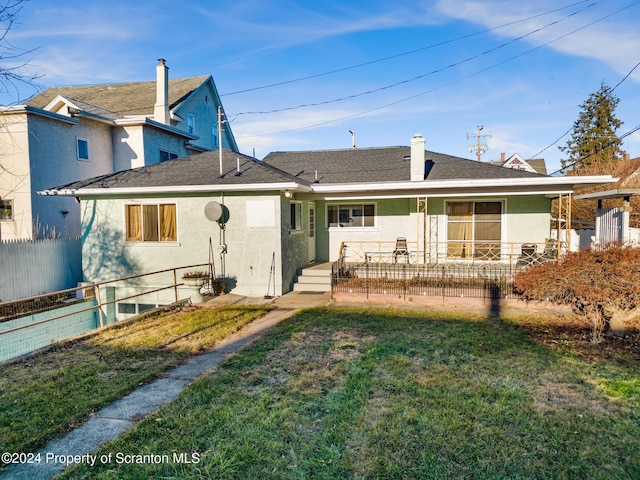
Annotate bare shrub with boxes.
[514,244,640,342]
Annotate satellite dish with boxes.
[204,201,223,222]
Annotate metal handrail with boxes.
[0,263,211,326]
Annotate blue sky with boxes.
[3,0,640,173]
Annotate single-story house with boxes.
[41,134,615,315]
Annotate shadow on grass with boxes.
[57,305,640,480]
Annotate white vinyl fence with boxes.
[0,238,82,302]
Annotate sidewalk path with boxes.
[2,292,331,480]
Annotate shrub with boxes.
[513,244,640,342]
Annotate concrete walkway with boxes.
[1,292,332,480]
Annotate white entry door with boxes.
[308,202,316,263]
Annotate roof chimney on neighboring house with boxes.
[500,152,506,163]
[410,133,426,181]
[154,59,170,125]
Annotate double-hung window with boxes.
[125,203,177,242]
[447,201,502,260]
[327,203,375,227]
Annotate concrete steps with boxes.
[293,263,333,292]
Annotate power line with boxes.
[221,0,595,97]
[536,60,640,173]
[548,123,640,175]
[231,1,597,118]
[237,1,640,140]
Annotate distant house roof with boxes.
[494,153,547,175]
[26,76,210,119]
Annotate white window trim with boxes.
[444,199,507,259]
[290,201,303,233]
[123,202,179,244]
[326,202,377,229]
[76,137,89,161]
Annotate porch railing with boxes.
[337,240,562,267]
[332,262,520,300]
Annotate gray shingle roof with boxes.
[26,76,209,117]
[262,146,545,184]
[53,150,306,191]
[47,146,549,194]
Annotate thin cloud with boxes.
[435,0,640,78]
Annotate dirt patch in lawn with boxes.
[515,315,640,362]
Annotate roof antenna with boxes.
[349,130,356,149]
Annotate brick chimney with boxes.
[410,134,426,181]
[154,59,170,125]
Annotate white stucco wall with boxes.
[112,126,144,171]
[29,115,114,238]
[80,192,298,298]
[0,111,32,240]
[0,111,115,239]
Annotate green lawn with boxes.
[58,307,640,480]
[0,305,271,457]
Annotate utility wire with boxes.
[238,1,639,140]
[221,0,595,97]
[548,123,640,175]
[536,60,640,174]
[232,1,597,117]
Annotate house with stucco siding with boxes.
[0,60,237,240]
[41,134,616,317]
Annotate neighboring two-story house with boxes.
[0,59,238,240]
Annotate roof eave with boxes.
[114,117,198,139]
[0,105,78,125]
[38,182,309,197]
[309,175,618,193]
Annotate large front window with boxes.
[447,201,502,260]
[125,203,177,242]
[327,203,375,227]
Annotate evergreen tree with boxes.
[559,83,623,174]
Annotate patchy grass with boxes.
[0,305,270,456]
[60,307,640,480]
